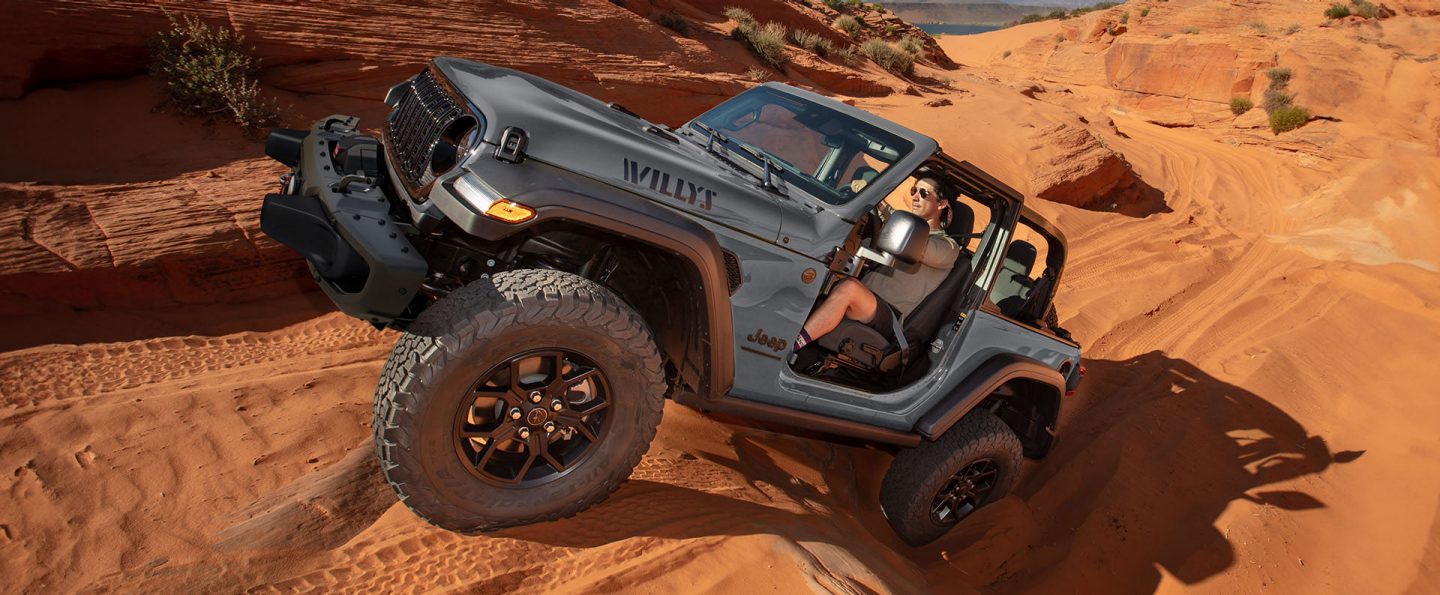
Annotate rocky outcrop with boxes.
[1031,122,1145,210]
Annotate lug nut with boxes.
[544,421,556,433]
[509,408,523,420]
[550,399,564,412]
[529,391,543,403]
[518,427,531,439]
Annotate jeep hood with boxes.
[434,58,793,242]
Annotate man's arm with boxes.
[921,233,961,268]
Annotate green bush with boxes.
[1047,9,1068,19]
[1266,67,1293,87]
[725,7,755,26]
[657,13,689,35]
[1324,3,1351,18]
[1140,7,1151,17]
[884,23,899,36]
[1245,21,1267,33]
[861,39,914,74]
[734,21,789,70]
[1158,32,1173,39]
[835,14,863,38]
[1262,89,1293,112]
[793,30,833,57]
[148,14,278,134]
[1352,0,1381,18]
[1230,96,1254,115]
[824,0,862,10]
[1020,14,1045,24]
[1181,26,1200,34]
[898,34,924,55]
[1283,23,1302,35]
[1269,105,1309,134]
[1119,12,1130,24]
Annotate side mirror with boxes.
[877,211,929,264]
[858,211,928,267]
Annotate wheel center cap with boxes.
[525,408,548,426]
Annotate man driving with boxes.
[794,177,961,350]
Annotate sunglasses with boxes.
[909,186,934,199]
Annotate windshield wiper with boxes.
[688,121,784,193]
[730,141,784,192]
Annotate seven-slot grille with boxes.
[386,70,466,189]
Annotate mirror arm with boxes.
[855,246,895,267]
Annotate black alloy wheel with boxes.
[454,349,611,487]
[929,459,999,525]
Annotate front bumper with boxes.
[260,115,428,326]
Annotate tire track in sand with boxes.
[0,314,389,406]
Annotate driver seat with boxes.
[813,202,976,374]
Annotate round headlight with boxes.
[430,115,478,175]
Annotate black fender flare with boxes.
[915,353,1064,441]
[428,173,736,400]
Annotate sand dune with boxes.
[3,0,1439,592]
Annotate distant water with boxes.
[915,23,1005,36]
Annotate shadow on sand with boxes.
[924,350,1362,592]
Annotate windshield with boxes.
[689,86,914,205]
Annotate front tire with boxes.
[880,409,1023,546]
[372,269,666,532]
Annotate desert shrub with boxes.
[1230,96,1254,115]
[746,67,770,82]
[1002,50,1012,58]
[1262,89,1293,112]
[1119,12,1130,24]
[898,34,924,55]
[1283,23,1301,35]
[1140,7,1151,17]
[1047,9,1068,19]
[657,13,689,35]
[1269,105,1309,134]
[148,14,278,134]
[1158,32,1172,38]
[734,21,789,69]
[1182,26,1200,34]
[861,39,914,74]
[725,7,755,26]
[824,0,862,10]
[1245,21,1267,33]
[833,45,860,65]
[835,14,862,37]
[1324,3,1351,18]
[1020,14,1045,24]
[1266,67,1292,87]
[1093,1,1119,8]
[793,30,833,57]
[1352,0,1382,18]
[884,23,899,36]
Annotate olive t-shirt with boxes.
[863,229,961,319]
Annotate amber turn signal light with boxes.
[484,199,536,224]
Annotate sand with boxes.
[3,0,1439,592]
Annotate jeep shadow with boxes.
[919,350,1363,592]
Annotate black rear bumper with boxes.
[260,116,427,326]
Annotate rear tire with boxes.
[372,269,666,532]
[880,409,1023,546]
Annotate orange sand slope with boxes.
[3,0,1440,592]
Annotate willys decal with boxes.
[623,158,715,211]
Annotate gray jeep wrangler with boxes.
[259,57,1082,546]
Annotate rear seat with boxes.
[992,241,1036,317]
